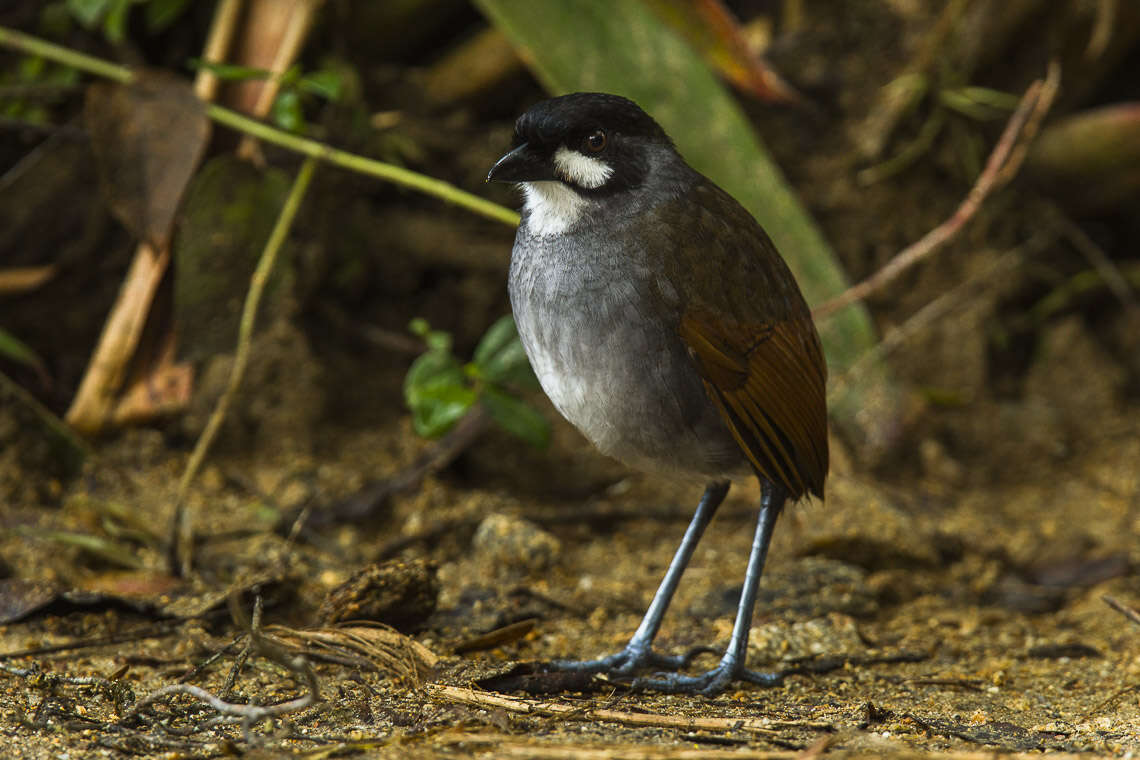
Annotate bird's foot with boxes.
[550,642,715,676]
[631,659,784,696]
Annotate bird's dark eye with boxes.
[584,129,607,153]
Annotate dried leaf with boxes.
[84,70,211,248]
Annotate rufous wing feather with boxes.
[680,309,828,500]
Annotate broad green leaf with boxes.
[473,0,897,440]
[482,386,550,448]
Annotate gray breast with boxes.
[508,229,746,480]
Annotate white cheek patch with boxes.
[521,181,587,237]
[553,146,613,189]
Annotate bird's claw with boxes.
[551,646,783,695]
[631,662,785,696]
[550,643,708,676]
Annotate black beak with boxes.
[486,143,556,183]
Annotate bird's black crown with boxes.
[512,92,672,149]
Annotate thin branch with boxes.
[121,682,315,738]
[814,61,1061,321]
[0,25,520,227]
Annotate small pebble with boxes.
[472,513,561,571]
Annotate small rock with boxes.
[472,513,561,572]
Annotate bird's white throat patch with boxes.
[520,181,586,237]
[553,146,612,189]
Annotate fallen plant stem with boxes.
[0,25,519,227]
[815,61,1061,321]
[193,0,242,101]
[172,156,318,576]
[429,684,837,734]
[1103,595,1140,627]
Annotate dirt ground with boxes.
[3,2,1140,758]
[2,366,1139,758]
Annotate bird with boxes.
[486,92,828,695]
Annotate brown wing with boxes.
[680,309,828,500]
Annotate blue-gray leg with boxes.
[551,481,731,674]
[631,481,787,695]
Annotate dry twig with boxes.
[1103,595,1140,627]
[814,61,1061,321]
[123,596,321,743]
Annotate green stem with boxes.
[204,105,519,225]
[0,26,132,83]
[0,25,520,227]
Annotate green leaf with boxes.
[473,0,898,440]
[298,69,343,101]
[939,86,1018,121]
[472,314,517,366]
[101,0,131,45]
[66,0,110,28]
[471,315,536,387]
[271,89,304,133]
[187,59,272,82]
[405,345,480,438]
[0,327,46,373]
[482,386,550,448]
[145,0,192,32]
[404,349,463,400]
[411,384,478,437]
